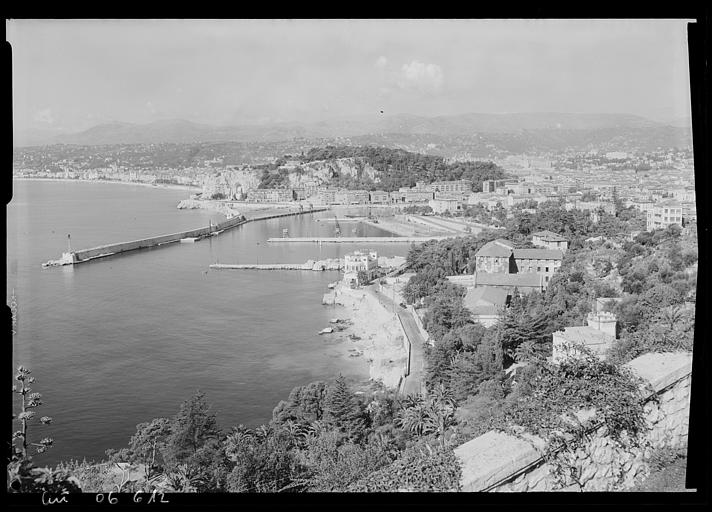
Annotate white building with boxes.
[646,201,684,231]
[343,250,379,286]
[552,312,617,364]
[429,197,463,214]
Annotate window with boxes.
[537,267,541,272]
[546,267,549,272]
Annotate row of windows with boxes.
[523,266,551,273]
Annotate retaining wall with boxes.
[454,352,693,492]
[408,305,431,346]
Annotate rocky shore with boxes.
[322,283,408,389]
[176,198,239,218]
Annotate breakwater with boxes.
[211,258,342,271]
[266,236,448,244]
[42,207,329,267]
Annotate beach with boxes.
[12,177,201,193]
[325,282,409,389]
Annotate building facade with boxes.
[647,201,684,231]
[246,188,295,203]
[531,230,569,253]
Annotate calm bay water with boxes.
[7,180,410,466]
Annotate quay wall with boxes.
[454,352,692,492]
[267,236,448,244]
[68,207,329,264]
[71,215,248,263]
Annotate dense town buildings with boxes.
[13,146,695,218]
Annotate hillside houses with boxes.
[552,312,618,364]
[474,239,564,286]
[447,231,567,328]
[532,230,569,253]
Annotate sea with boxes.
[7,179,411,466]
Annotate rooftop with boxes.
[532,230,567,242]
[463,286,510,315]
[513,248,564,260]
[471,272,544,290]
[555,326,614,347]
[476,239,515,258]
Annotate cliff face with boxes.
[201,157,382,199]
[286,157,380,189]
[200,169,261,199]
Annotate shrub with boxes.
[347,444,462,492]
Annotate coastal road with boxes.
[371,287,427,397]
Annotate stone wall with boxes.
[454,352,692,492]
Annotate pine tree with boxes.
[324,375,368,441]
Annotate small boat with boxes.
[318,327,334,335]
[327,281,338,289]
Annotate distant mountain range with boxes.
[15,112,692,151]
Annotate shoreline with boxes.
[324,282,408,390]
[12,177,202,193]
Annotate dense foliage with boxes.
[399,201,695,458]
[300,145,507,192]
[347,444,462,492]
[463,353,648,444]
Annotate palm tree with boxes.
[254,424,272,442]
[659,304,686,331]
[396,402,433,436]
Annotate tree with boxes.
[323,375,369,442]
[272,381,329,426]
[126,418,173,472]
[225,427,307,492]
[164,391,221,466]
[357,270,371,286]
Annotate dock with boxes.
[210,263,342,271]
[266,236,448,244]
[315,217,367,223]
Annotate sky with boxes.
[7,19,694,135]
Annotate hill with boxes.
[17,113,692,153]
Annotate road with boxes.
[371,286,427,397]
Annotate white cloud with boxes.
[397,60,444,93]
[375,55,388,69]
[33,108,55,125]
[146,101,157,114]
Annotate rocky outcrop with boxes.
[176,199,239,218]
[199,169,261,200]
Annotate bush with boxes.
[347,445,462,492]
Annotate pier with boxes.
[210,262,342,271]
[43,207,329,267]
[314,217,367,223]
[266,236,448,244]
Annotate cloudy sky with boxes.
[7,19,693,135]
